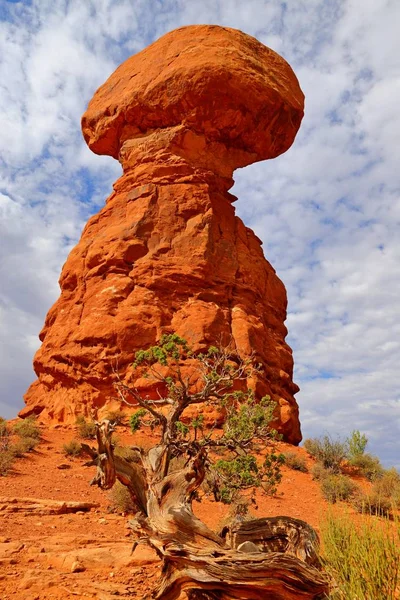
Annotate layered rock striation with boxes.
[22,25,304,443]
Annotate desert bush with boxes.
[321,511,400,599]
[351,469,400,516]
[62,439,83,457]
[0,449,14,476]
[105,410,126,425]
[0,417,8,438]
[12,437,39,457]
[108,481,136,513]
[346,429,368,459]
[0,417,12,453]
[76,416,96,439]
[349,452,384,481]
[320,474,359,504]
[284,452,308,473]
[311,462,332,481]
[13,416,40,440]
[352,489,393,517]
[303,435,348,473]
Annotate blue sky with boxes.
[0,0,399,468]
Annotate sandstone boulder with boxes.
[22,25,304,444]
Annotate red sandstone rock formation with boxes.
[21,25,304,443]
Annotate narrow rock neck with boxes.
[116,126,235,194]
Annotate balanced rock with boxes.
[22,25,304,443]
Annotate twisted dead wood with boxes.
[83,421,329,599]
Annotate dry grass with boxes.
[321,511,400,599]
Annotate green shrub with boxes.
[62,439,83,457]
[0,449,14,476]
[303,435,348,473]
[349,452,384,481]
[352,490,393,517]
[321,511,400,599]
[346,429,368,459]
[108,481,136,513]
[320,474,358,504]
[311,462,331,481]
[0,417,8,438]
[352,468,400,516]
[0,418,11,453]
[105,410,126,425]
[13,417,40,440]
[129,409,147,433]
[12,437,39,457]
[284,452,308,473]
[76,416,96,439]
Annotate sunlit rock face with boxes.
[22,25,304,444]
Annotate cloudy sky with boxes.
[0,0,399,468]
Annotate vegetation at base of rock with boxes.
[13,416,41,440]
[303,435,348,473]
[12,437,39,456]
[62,439,83,457]
[320,474,359,504]
[104,410,126,425]
[284,452,308,472]
[0,417,8,438]
[0,449,14,476]
[0,416,40,474]
[76,416,96,439]
[352,468,400,516]
[306,430,400,514]
[107,480,137,513]
[321,511,400,599]
[349,452,384,480]
[82,337,323,599]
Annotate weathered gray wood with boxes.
[84,421,329,599]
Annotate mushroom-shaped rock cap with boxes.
[82,25,304,168]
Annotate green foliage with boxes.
[133,334,190,367]
[214,452,285,503]
[125,337,285,503]
[13,416,40,440]
[321,511,400,599]
[303,435,348,473]
[349,452,383,481]
[108,481,136,514]
[76,416,96,439]
[347,429,368,459]
[284,452,308,473]
[223,394,276,444]
[175,420,189,438]
[129,409,147,433]
[0,417,8,438]
[62,439,83,457]
[0,449,14,476]
[12,437,39,456]
[353,468,400,516]
[311,462,329,481]
[320,474,359,504]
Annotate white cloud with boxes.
[0,0,398,468]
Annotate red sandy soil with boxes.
[0,425,368,600]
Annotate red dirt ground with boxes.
[0,425,368,599]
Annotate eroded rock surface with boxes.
[22,25,304,443]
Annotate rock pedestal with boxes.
[22,25,304,444]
